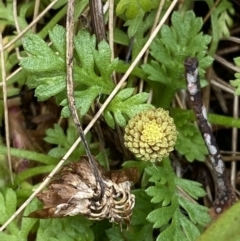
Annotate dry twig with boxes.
[184,57,238,218]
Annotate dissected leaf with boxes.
[147,204,176,228]
[60,86,100,117]
[130,189,154,226]
[175,178,206,199]
[0,188,17,226]
[146,184,172,206]
[142,11,213,90]
[171,110,208,162]
[116,0,158,19]
[73,29,116,94]
[104,88,153,128]
[216,0,234,39]
[36,217,94,241]
[230,57,240,95]
[0,0,30,29]
[0,189,39,241]
[20,24,117,116]
[145,159,210,241]
[178,196,211,226]
[124,10,157,59]
[44,124,87,161]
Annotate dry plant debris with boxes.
[184,57,238,218]
[29,156,136,224]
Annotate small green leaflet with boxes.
[116,0,158,19]
[230,57,240,95]
[36,217,94,241]
[0,188,39,241]
[170,109,208,162]
[44,124,87,161]
[104,87,153,128]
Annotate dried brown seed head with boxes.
[124,108,178,162]
[29,156,135,224]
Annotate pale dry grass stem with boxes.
[231,96,239,188]
[0,33,13,184]
[3,0,59,51]
[32,0,41,33]
[139,0,165,93]
[13,0,22,60]
[108,0,116,83]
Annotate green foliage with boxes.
[0,188,39,241]
[145,159,211,241]
[1,1,237,240]
[44,123,87,161]
[204,0,235,54]
[0,0,31,30]
[116,0,158,19]
[104,88,153,128]
[170,110,208,162]
[142,10,213,89]
[216,0,234,39]
[36,216,94,241]
[201,0,234,41]
[124,10,157,59]
[230,57,240,95]
[197,201,240,241]
[20,24,117,117]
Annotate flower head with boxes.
[124,108,178,162]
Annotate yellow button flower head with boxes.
[124,108,178,162]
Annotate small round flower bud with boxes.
[124,108,178,162]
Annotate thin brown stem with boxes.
[0,33,13,184]
[66,0,105,196]
[89,0,106,43]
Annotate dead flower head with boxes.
[124,108,178,162]
[29,156,136,224]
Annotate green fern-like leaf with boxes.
[44,123,87,161]
[116,0,158,19]
[145,159,211,241]
[230,57,240,95]
[215,0,234,39]
[60,86,101,117]
[104,87,153,128]
[0,188,39,241]
[20,25,117,117]
[0,0,30,30]
[36,216,94,241]
[171,109,208,162]
[142,10,213,90]
[124,10,157,59]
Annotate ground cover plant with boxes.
[0,0,240,240]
